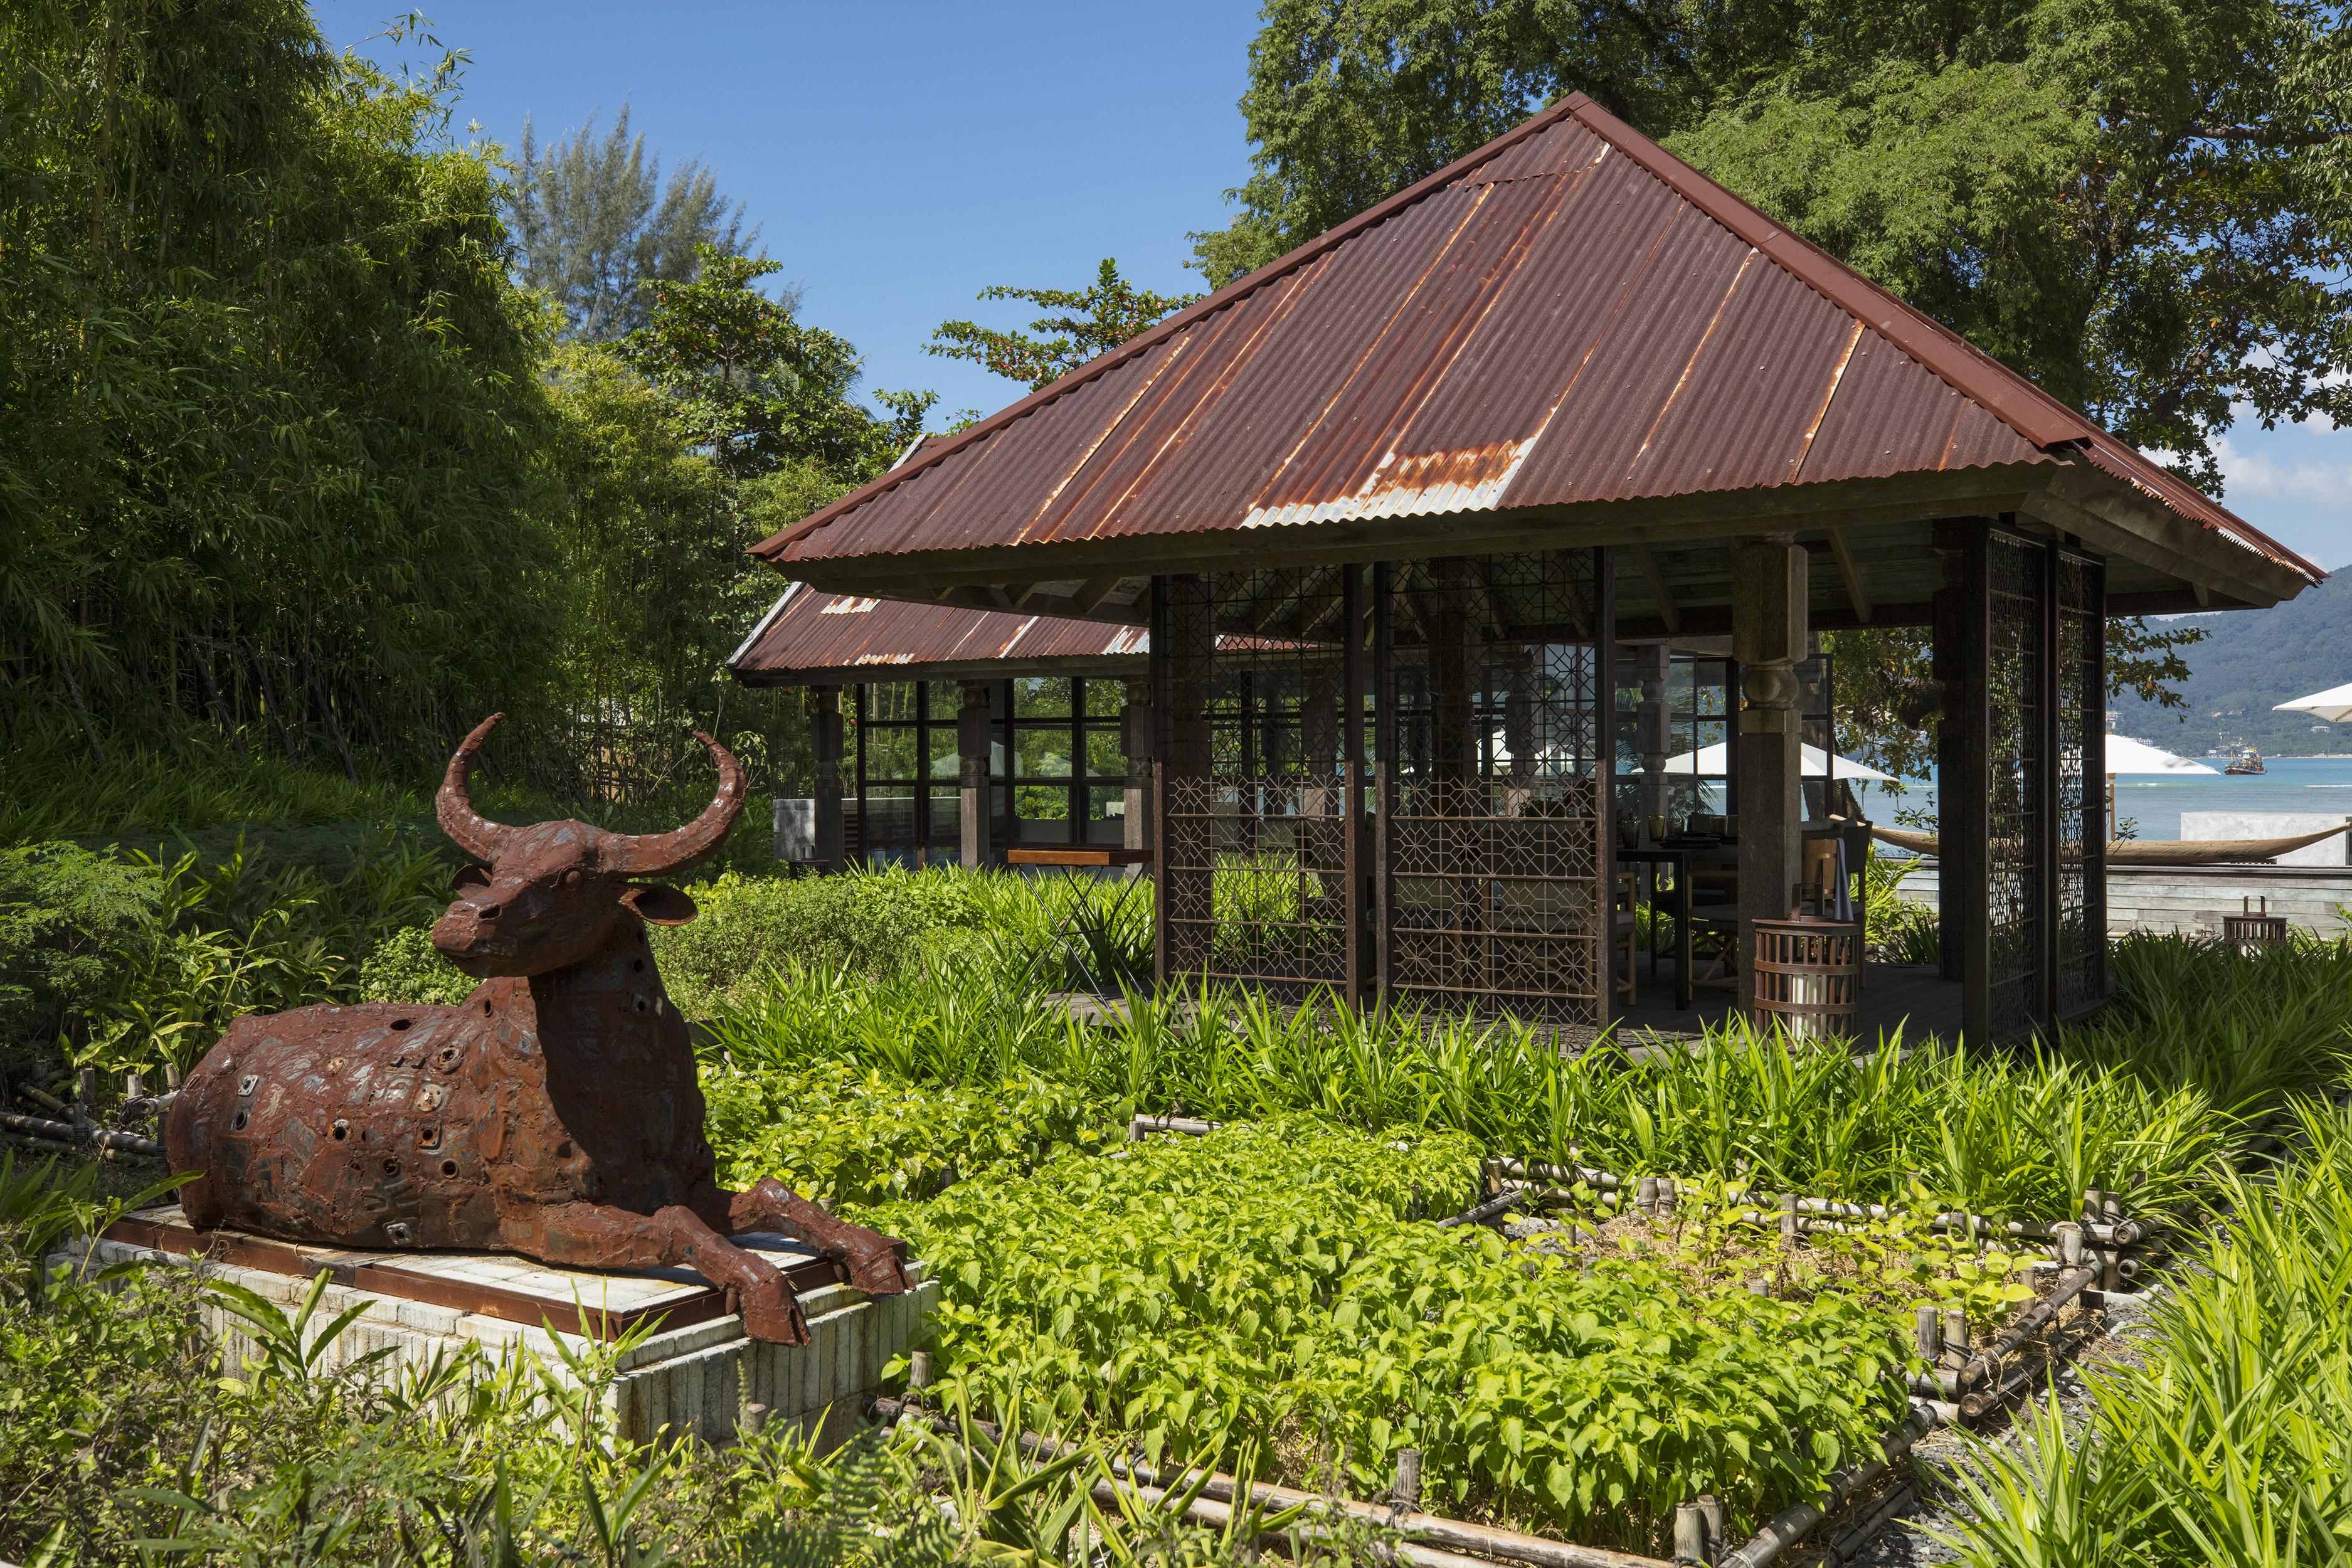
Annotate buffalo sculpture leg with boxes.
[697,1179,913,1296]
[530,1202,811,1345]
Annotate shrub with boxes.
[0,844,162,1065]
[654,867,997,1014]
[701,1060,1115,1207]
[356,926,479,1007]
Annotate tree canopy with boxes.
[1197,0,2344,771]
[0,1,557,776]
[1202,0,2352,482]
[506,106,758,343]
[928,259,1202,391]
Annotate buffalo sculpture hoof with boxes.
[736,1276,812,1346]
[844,1236,914,1297]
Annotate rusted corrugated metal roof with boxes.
[753,93,2317,586]
[728,583,1148,686]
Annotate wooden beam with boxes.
[1070,575,1125,614]
[1826,528,1873,622]
[1632,546,1680,634]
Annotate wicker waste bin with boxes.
[1750,911,1862,1041]
[2221,896,2289,953]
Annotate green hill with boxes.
[2114,573,2352,756]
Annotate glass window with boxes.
[1015,783,1069,820]
[1084,726,1126,780]
[1086,783,1125,822]
[1014,677,1073,719]
[867,682,921,724]
[1015,729,1071,778]
[864,724,918,782]
[925,726,960,780]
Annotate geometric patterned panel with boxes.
[2055,551,2107,1022]
[1985,530,2048,1041]
[1379,549,1606,1034]
[1155,567,1362,999]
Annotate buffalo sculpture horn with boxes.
[166,714,909,1344]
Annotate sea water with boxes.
[1841,754,2352,842]
[2106,754,2352,840]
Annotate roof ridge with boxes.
[750,95,1600,563]
[1559,99,2096,452]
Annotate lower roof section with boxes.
[727,582,1148,688]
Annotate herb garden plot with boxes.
[864,1119,2134,1560]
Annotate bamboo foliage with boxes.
[0,3,559,771]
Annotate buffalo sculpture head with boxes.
[429,713,743,978]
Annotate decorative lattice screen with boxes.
[2056,549,2107,1022]
[1986,530,2048,1040]
[1153,568,1364,999]
[1374,550,1609,1034]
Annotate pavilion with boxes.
[728,583,1150,867]
[739,93,2322,1043]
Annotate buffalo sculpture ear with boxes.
[452,863,492,893]
[620,884,699,926]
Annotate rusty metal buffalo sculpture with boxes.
[166,714,909,1344]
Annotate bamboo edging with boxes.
[869,1396,1672,1568]
[1,1111,162,1158]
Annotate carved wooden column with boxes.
[1121,676,1153,868]
[1634,642,1671,825]
[1734,538,1807,1014]
[957,679,993,869]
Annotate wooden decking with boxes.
[1608,960,1962,1047]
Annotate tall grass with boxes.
[1932,1096,2352,1567]
[706,932,2352,1221]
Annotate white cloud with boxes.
[2210,433,2352,501]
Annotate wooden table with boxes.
[1005,846,1155,867]
[1004,845,1153,997]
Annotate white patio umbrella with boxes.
[2104,733,2220,775]
[1654,740,1894,781]
[2275,681,2352,724]
[2100,732,2217,837]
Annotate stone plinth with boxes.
[63,1205,935,1449]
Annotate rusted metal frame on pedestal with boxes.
[1379,550,1608,1034]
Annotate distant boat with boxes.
[2224,746,2267,775]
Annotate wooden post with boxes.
[1342,564,1367,1004]
[1635,642,1671,825]
[1734,538,1808,1015]
[1373,563,1397,1009]
[958,679,993,870]
[812,686,845,872]
[1934,520,1992,1039]
[1121,677,1153,869]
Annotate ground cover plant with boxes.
[699,907,2352,1223]
[869,1118,2064,1554]
[0,1152,1351,1566]
[1931,1097,2352,1567]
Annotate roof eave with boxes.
[770,464,2057,601]
[2027,464,2321,611]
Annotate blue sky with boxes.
[319,3,2348,571]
